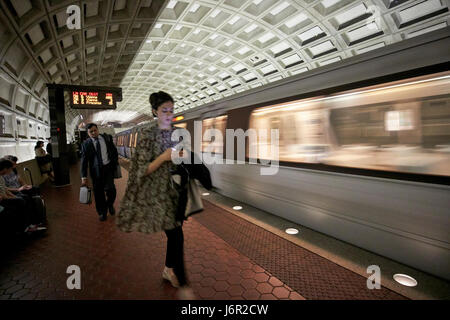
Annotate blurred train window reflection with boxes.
[174,122,187,129]
[249,72,450,176]
[202,115,227,154]
[134,133,138,147]
[0,114,5,135]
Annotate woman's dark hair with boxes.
[0,159,13,171]
[3,155,18,163]
[3,155,18,174]
[35,141,44,149]
[149,91,174,116]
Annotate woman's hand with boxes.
[145,148,173,176]
[145,148,185,176]
[160,148,174,162]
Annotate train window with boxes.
[202,115,227,154]
[249,71,450,177]
[174,122,187,129]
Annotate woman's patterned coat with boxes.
[117,121,181,234]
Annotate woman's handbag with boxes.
[184,178,203,218]
[171,165,204,220]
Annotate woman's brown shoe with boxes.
[162,267,180,288]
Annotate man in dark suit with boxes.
[80,123,118,221]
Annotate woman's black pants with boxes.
[164,225,187,287]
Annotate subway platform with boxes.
[0,162,448,300]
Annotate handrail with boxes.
[23,167,33,186]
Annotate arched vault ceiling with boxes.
[0,0,167,127]
[118,0,450,120]
[1,0,449,127]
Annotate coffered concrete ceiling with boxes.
[0,0,449,130]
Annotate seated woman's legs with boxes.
[15,192,45,225]
[1,197,32,232]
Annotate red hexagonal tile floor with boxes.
[0,163,408,300]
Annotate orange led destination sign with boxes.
[70,90,117,109]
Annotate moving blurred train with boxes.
[115,30,450,280]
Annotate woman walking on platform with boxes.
[117,91,195,300]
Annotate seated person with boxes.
[2,155,40,196]
[0,159,45,234]
[35,140,54,181]
[2,155,45,226]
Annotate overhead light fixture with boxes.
[202,192,210,196]
[285,228,299,235]
[233,206,242,210]
[393,274,418,287]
